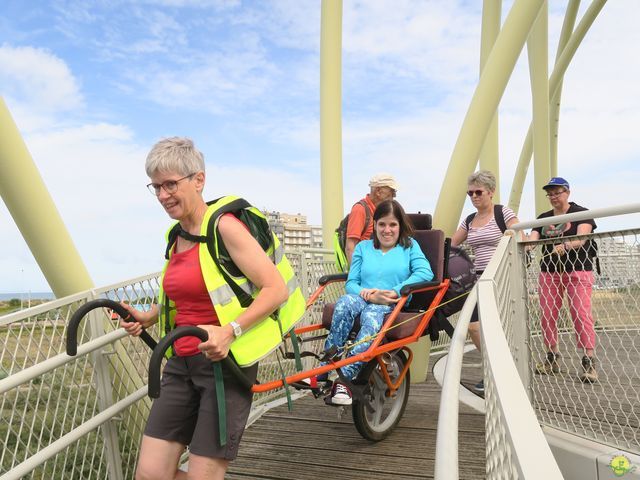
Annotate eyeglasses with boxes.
[545,190,567,198]
[467,190,485,197]
[146,173,195,196]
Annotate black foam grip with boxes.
[66,298,157,356]
[147,326,254,398]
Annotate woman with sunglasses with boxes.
[451,170,519,392]
[119,137,289,480]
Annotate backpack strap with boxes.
[357,199,372,237]
[164,224,208,260]
[465,205,507,233]
[205,198,257,309]
[494,204,507,233]
[464,212,476,230]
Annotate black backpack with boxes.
[440,246,477,317]
[426,244,477,341]
[165,197,274,308]
[334,200,372,271]
[465,204,507,233]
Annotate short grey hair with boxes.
[145,137,205,177]
[468,170,496,192]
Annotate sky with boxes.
[1,1,639,293]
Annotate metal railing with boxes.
[0,249,339,479]
[435,235,563,479]
[513,209,640,454]
[436,202,640,478]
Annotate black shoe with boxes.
[535,351,561,375]
[474,380,484,392]
[579,356,598,383]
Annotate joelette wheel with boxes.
[352,350,410,441]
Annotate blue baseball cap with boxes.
[542,177,570,190]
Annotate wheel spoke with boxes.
[372,400,384,425]
[371,369,387,390]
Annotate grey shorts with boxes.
[144,353,258,460]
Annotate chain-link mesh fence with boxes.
[1,275,160,479]
[524,229,640,453]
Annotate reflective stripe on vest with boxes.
[210,276,298,307]
[158,196,306,366]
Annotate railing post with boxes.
[508,233,532,401]
[87,293,124,480]
[299,250,310,298]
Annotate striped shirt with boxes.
[460,206,516,271]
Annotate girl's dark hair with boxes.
[372,200,415,249]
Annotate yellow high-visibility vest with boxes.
[157,196,306,366]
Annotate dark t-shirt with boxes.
[533,202,597,273]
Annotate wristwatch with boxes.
[230,321,243,338]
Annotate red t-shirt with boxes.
[163,244,219,356]
[346,195,376,241]
[162,214,249,356]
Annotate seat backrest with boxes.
[413,229,444,283]
[405,229,445,311]
[407,213,432,231]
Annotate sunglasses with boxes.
[467,190,485,197]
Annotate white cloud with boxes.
[0,44,84,114]
[126,45,278,113]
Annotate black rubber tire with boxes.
[352,350,410,441]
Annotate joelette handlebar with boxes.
[66,298,157,356]
[147,326,255,398]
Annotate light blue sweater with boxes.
[346,238,434,297]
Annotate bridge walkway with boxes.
[228,354,486,480]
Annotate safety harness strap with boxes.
[288,330,304,371]
[213,362,227,447]
[275,355,293,412]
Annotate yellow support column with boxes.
[420,0,544,384]
[0,97,93,296]
[478,0,502,201]
[433,0,545,236]
[320,0,344,250]
[528,1,551,216]
[550,0,580,177]
[1,98,151,453]
[508,0,606,213]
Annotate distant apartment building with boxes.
[595,236,640,289]
[263,211,324,253]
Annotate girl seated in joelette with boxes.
[325,199,434,405]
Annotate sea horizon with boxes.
[0,292,56,301]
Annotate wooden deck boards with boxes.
[228,359,486,480]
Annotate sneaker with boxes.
[474,380,484,392]
[535,352,561,375]
[579,356,598,384]
[329,381,352,405]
